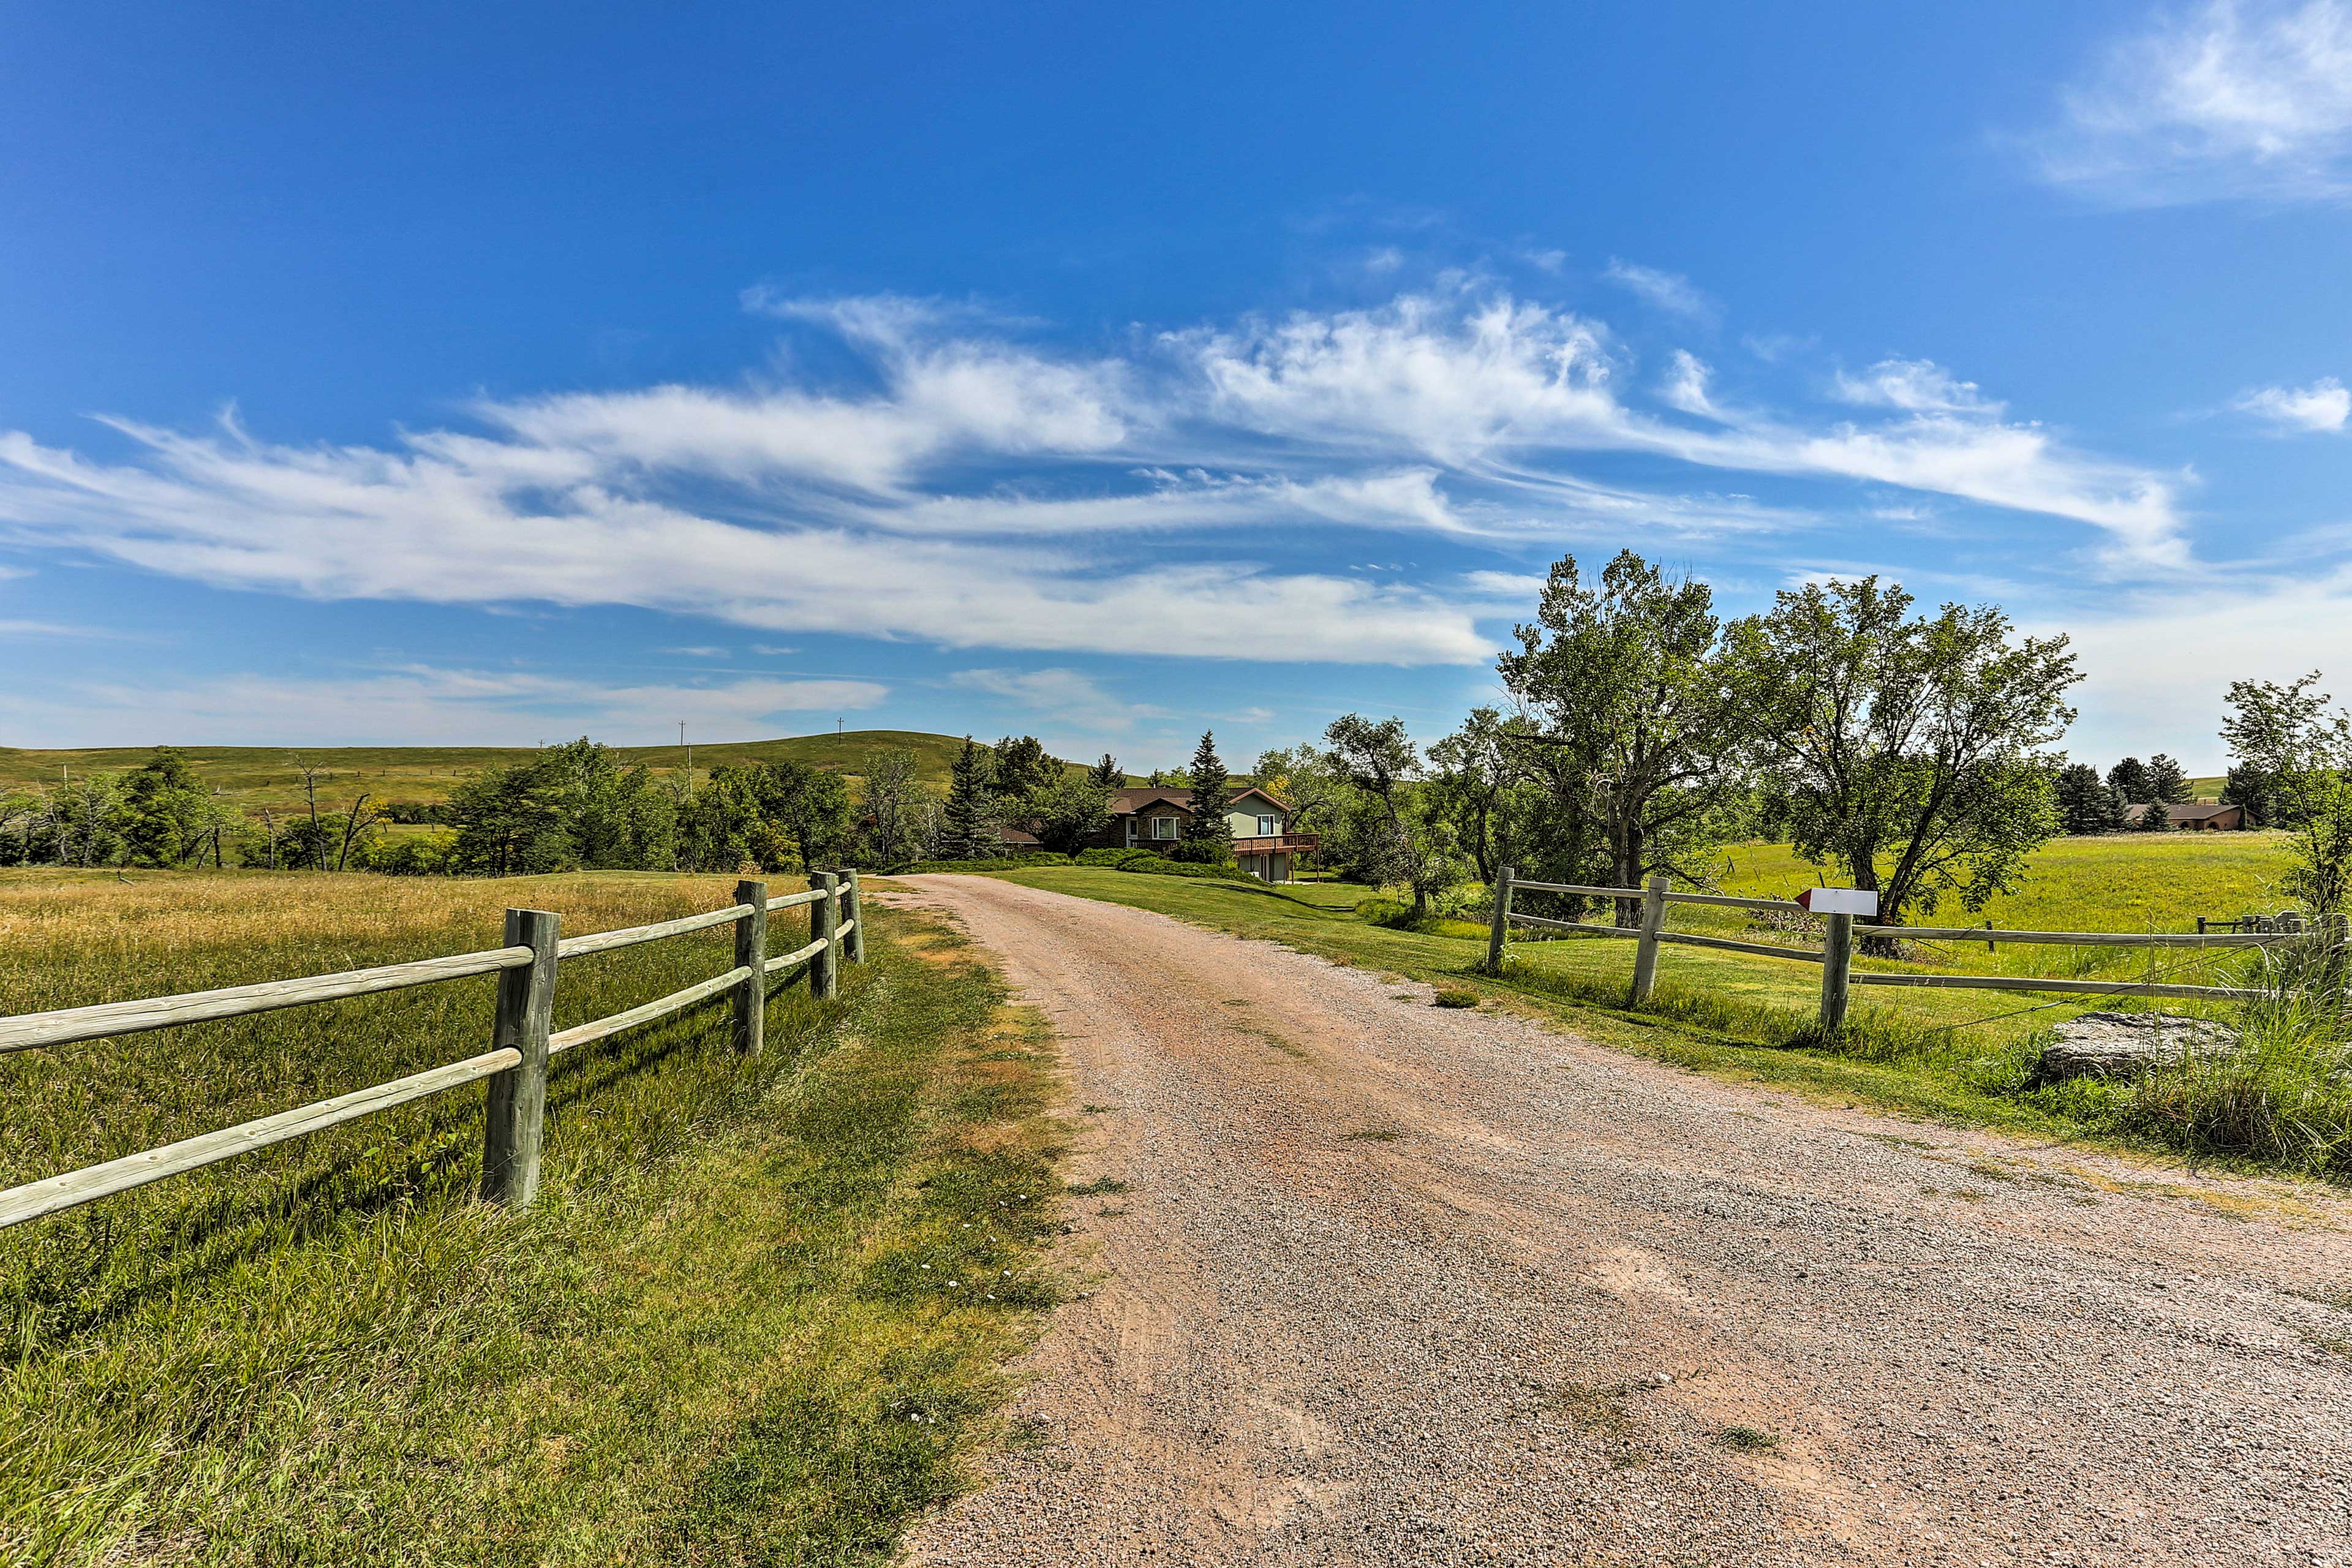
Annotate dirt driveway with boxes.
[888,875,2352,1567]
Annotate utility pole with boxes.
[680,722,692,797]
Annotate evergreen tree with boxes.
[2107,756,2154,804]
[990,735,1058,801]
[1176,731,1233,862]
[2054,763,2115,835]
[2134,796,2174,832]
[1089,753,1123,787]
[2146,752,2192,804]
[942,737,997,859]
[2221,764,2278,827]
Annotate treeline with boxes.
[0,733,1126,878]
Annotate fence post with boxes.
[843,867,867,964]
[482,907,559,1207]
[809,870,839,1000]
[1819,911,1855,1033]
[733,878,767,1057]
[1630,873,1668,1005]
[1484,864,1514,975]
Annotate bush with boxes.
[1077,848,1152,867]
[1120,856,1256,883]
[888,852,1074,875]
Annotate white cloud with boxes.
[0,666,888,748]
[0,289,2195,669]
[1660,350,1718,417]
[951,666,1159,730]
[659,645,729,657]
[2235,375,2351,431]
[1833,358,2003,416]
[1602,258,1719,324]
[2032,1,2352,205]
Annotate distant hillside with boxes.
[0,729,1001,815]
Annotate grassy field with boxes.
[0,729,988,816]
[993,833,2350,1180]
[0,870,1065,1564]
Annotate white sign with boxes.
[1796,886,1879,917]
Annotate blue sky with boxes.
[4,2,2351,772]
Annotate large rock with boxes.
[2033,1012,2239,1084]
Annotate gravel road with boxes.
[888,875,2352,1567]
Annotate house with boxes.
[2124,801,2247,831]
[1082,784,1319,881]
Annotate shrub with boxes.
[1431,988,1480,1008]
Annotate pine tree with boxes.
[2099,782,2132,832]
[1176,731,1232,862]
[942,737,997,859]
[2107,756,2154,805]
[2134,794,2174,832]
[1089,753,1122,787]
[2054,763,2112,834]
[2146,753,2192,804]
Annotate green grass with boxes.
[1709,832,2299,935]
[0,870,1065,1564]
[987,853,2352,1182]
[0,729,998,816]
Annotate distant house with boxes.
[1000,783,1318,880]
[2124,801,2247,831]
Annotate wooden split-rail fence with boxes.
[0,870,869,1231]
[1482,867,2342,1030]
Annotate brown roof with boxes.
[1104,784,1291,817]
[2126,801,2239,823]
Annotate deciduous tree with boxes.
[1732,576,2077,935]
[2222,672,2352,911]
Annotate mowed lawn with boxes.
[0,870,1065,1566]
[993,830,2342,1179]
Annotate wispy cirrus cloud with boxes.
[0,287,2193,676]
[2029,0,2352,206]
[2235,375,2351,431]
[1601,258,1719,325]
[950,666,1161,730]
[0,665,888,748]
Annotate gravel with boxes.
[891,875,2352,1567]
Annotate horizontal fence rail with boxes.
[0,867,870,1231]
[1483,863,2338,1030]
[0,946,537,1055]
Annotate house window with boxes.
[1257,815,1278,836]
[1152,815,1177,840]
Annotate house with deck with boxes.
[1064,785,1317,880]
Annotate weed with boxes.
[1715,1425,1781,1452]
[1431,987,1480,1009]
[1066,1177,1129,1196]
[1342,1128,1403,1143]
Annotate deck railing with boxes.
[0,870,868,1231]
[1481,866,2341,1029]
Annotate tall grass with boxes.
[0,869,1066,1564]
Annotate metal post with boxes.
[1485,864,1515,974]
[1819,911,1854,1033]
[809,870,839,1000]
[843,867,867,963]
[482,907,559,1207]
[733,878,767,1057]
[1630,873,1668,1005]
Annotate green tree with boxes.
[1088,753,1123,787]
[2054,762,2128,834]
[1499,549,1751,921]
[2222,672,2352,911]
[1732,576,2077,933]
[758,760,853,869]
[1426,707,1528,885]
[1324,714,1457,914]
[1175,731,1232,863]
[2146,753,2192,804]
[2221,764,2278,827]
[120,747,211,867]
[859,747,922,868]
[2134,797,2174,832]
[941,737,997,860]
[1028,772,1114,854]
[2106,756,2154,805]
[990,736,1059,802]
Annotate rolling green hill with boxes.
[0,729,991,815]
